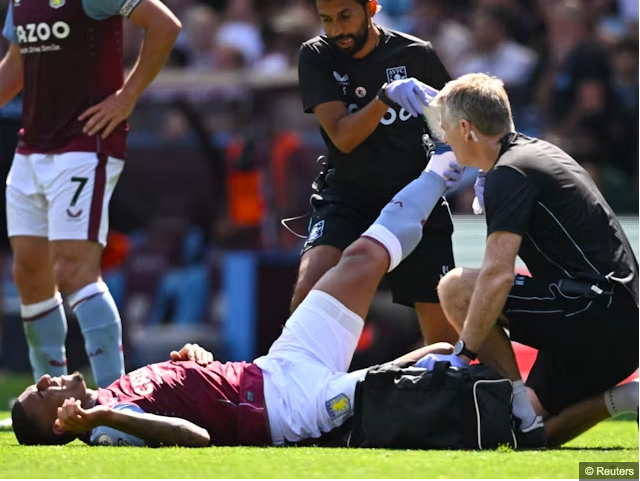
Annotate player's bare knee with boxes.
[437,268,465,303]
[52,254,100,294]
[341,239,388,275]
[12,258,52,298]
[12,255,43,283]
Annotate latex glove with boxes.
[415,353,469,370]
[472,170,487,215]
[386,78,437,117]
[425,150,463,186]
[442,159,464,189]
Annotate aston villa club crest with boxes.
[49,0,65,9]
[386,66,407,83]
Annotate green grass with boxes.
[1,374,638,478]
[0,413,637,479]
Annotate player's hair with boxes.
[12,400,47,445]
[433,73,514,136]
[12,400,71,446]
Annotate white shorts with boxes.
[254,290,367,446]
[6,152,124,246]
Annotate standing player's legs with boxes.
[7,153,68,381]
[45,152,125,387]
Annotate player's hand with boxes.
[415,353,469,370]
[385,78,437,117]
[78,88,137,139]
[170,343,214,366]
[54,398,109,434]
[472,170,487,215]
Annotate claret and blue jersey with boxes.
[2,0,142,158]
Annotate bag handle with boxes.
[432,361,451,386]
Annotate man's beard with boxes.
[327,20,369,56]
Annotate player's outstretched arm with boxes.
[79,0,181,139]
[0,44,23,109]
[56,398,210,448]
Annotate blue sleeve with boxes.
[89,404,146,447]
[2,4,18,45]
[82,0,142,20]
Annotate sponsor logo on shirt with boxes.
[333,71,349,86]
[119,0,142,18]
[16,21,70,54]
[347,102,412,126]
[386,66,407,83]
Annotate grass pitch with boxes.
[0,374,638,478]
[0,414,637,478]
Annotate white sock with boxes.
[512,380,538,430]
[604,380,639,417]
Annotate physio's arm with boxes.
[314,96,390,154]
[0,44,23,108]
[391,342,454,365]
[459,231,520,353]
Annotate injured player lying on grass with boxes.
[11,150,463,448]
[11,145,637,448]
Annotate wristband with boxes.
[377,83,399,108]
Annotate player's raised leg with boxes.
[7,154,68,381]
[266,154,456,376]
[48,153,125,388]
[314,159,454,321]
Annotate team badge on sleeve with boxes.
[49,0,65,9]
[386,66,407,83]
[325,393,352,420]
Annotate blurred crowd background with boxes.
[0,0,637,374]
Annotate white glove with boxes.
[472,170,487,215]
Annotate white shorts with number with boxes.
[6,152,124,246]
[254,290,367,446]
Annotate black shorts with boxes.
[301,185,455,306]
[504,275,639,415]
